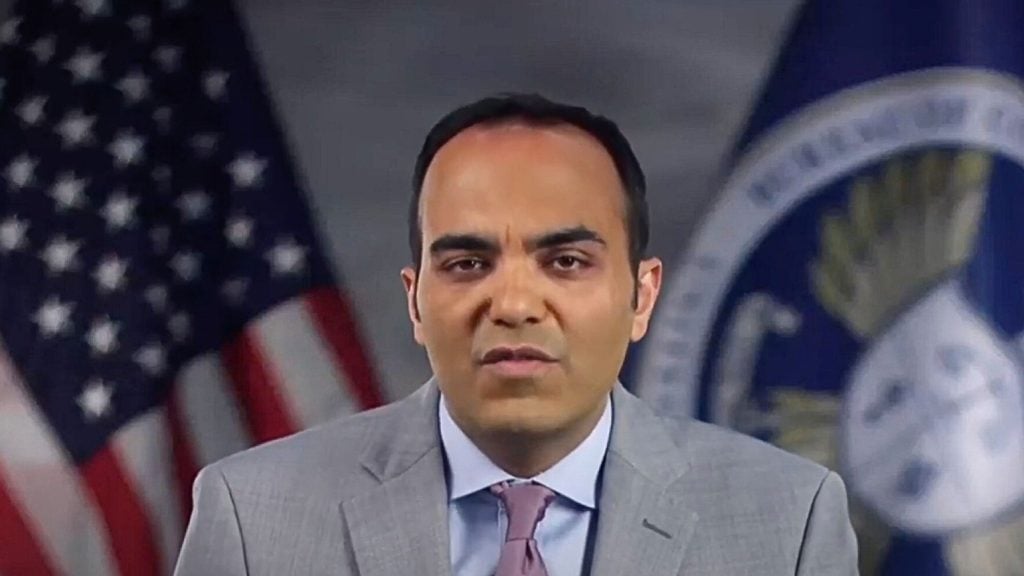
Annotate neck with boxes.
[467,401,607,478]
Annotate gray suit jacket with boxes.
[174,380,858,575]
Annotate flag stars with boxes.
[78,379,113,421]
[101,192,138,231]
[168,312,191,342]
[203,69,230,101]
[55,110,96,148]
[33,297,74,338]
[75,0,110,18]
[29,35,56,64]
[221,277,248,304]
[154,45,182,72]
[6,154,38,190]
[225,215,254,247]
[190,133,219,157]
[177,190,211,221]
[116,70,149,104]
[108,130,145,168]
[50,172,88,212]
[170,250,201,282]
[134,343,167,376]
[0,216,29,253]
[40,236,80,274]
[65,47,104,83]
[152,164,172,185]
[86,316,120,355]
[16,95,47,126]
[227,153,266,189]
[153,107,172,134]
[0,18,21,45]
[127,15,151,41]
[144,284,169,313]
[94,255,128,293]
[266,237,308,276]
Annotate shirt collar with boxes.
[438,393,612,509]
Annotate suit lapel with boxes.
[589,386,698,576]
[341,381,451,576]
[338,381,698,576]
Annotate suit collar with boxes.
[357,379,442,482]
[354,379,689,485]
[606,383,692,483]
[342,380,699,576]
[588,384,698,576]
[342,379,450,576]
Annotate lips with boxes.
[480,346,556,364]
[478,345,558,379]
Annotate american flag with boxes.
[0,0,384,574]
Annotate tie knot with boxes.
[490,482,556,541]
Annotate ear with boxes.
[630,257,663,342]
[400,266,425,345]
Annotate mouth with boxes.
[479,346,557,378]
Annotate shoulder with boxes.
[661,416,846,551]
[181,394,431,573]
[669,416,828,485]
[655,414,837,527]
[200,397,413,497]
[633,412,856,571]
[613,387,829,491]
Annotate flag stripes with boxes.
[1,290,378,575]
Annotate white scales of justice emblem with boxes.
[811,150,1024,535]
[843,280,1024,534]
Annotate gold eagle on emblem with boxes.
[715,149,1024,575]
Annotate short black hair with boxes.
[409,93,649,277]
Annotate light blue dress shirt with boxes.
[438,395,613,576]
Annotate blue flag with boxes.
[635,1,1024,573]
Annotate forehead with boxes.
[419,122,627,238]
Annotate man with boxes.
[175,94,859,575]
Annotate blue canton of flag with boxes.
[0,1,383,575]
[636,1,1024,574]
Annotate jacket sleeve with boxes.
[795,471,860,576]
[173,465,248,576]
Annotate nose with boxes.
[487,260,546,328]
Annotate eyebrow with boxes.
[428,234,499,256]
[428,226,606,257]
[527,226,606,251]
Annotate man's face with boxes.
[402,122,661,443]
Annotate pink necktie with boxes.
[490,482,556,576]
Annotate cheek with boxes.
[420,318,469,360]
[418,279,475,328]
[559,292,634,364]
[417,291,478,368]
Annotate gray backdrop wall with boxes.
[239,0,800,401]
[0,0,801,401]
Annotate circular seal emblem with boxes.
[636,68,1024,571]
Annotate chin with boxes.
[475,400,566,437]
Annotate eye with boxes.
[444,257,489,273]
[550,255,586,271]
